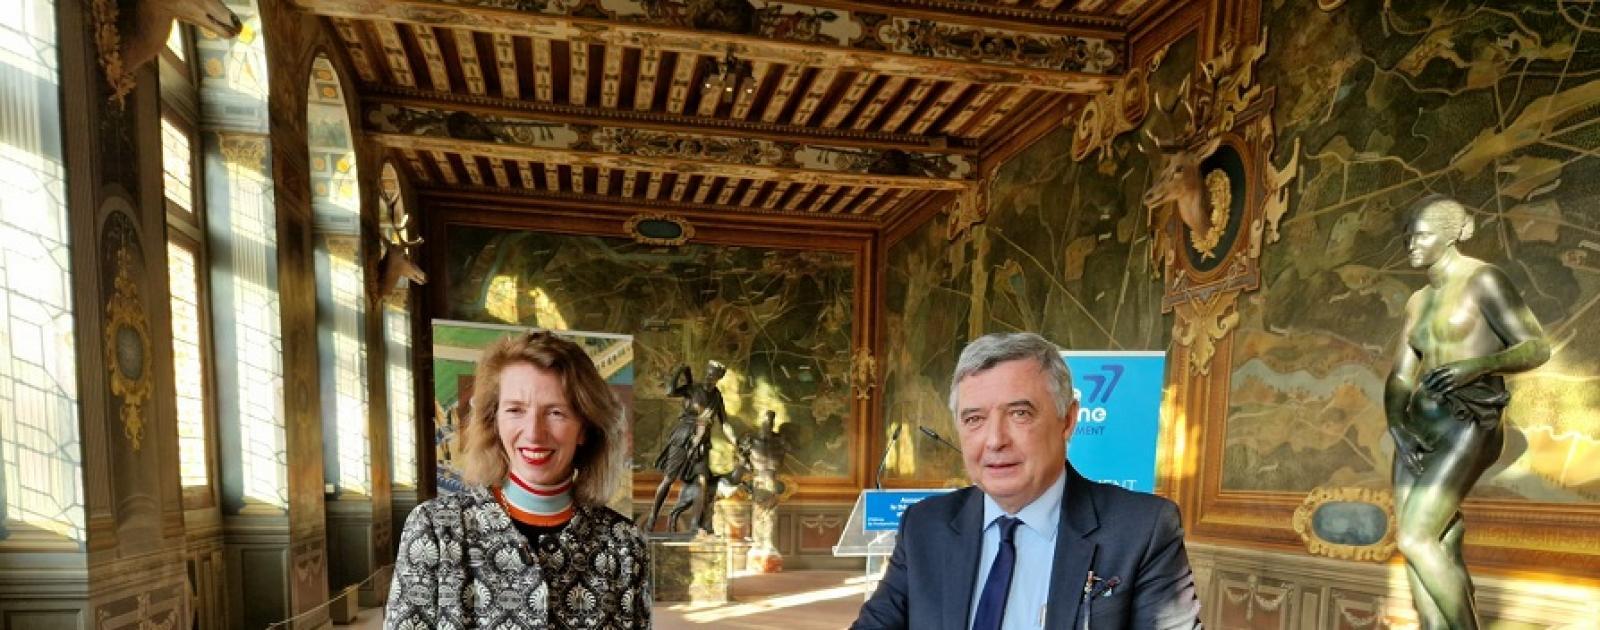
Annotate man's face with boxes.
[954,359,1077,514]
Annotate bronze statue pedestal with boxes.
[649,535,730,604]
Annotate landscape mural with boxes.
[1223,0,1600,502]
[444,227,856,480]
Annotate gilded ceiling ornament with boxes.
[1171,290,1240,376]
[1070,44,1171,163]
[624,213,694,246]
[945,181,988,242]
[92,0,137,108]
[851,347,877,401]
[1191,169,1232,260]
[1291,486,1397,562]
[105,244,153,451]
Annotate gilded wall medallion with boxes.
[1291,486,1396,562]
[102,210,153,451]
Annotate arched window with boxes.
[380,163,418,490]
[159,19,219,507]
[308,55,370,496]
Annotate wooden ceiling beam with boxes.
[420,184,886,229]
[423,194,880,248]
[490,33,518,99]
[454,29,488,95]
[330,19,379,83]
[532,38,554,102]
[781,0,1125,36]
[370,20,417,88]
[297,0,1121,92]
[366,103,975,183]
[730,61,771,121]
[364,85,980,155]
[848,75,904,131]
[409,24,451,91]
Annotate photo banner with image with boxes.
[1062,351,1167,493]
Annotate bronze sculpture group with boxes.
[644,360,742,535]
[1386,195,1549,629]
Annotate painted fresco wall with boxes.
[1223,0,1600,502]
[879,38,1195,483]
[443,227,856,479]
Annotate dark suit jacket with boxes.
[852,465,1202,630]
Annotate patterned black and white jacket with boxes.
[384,486,652,629]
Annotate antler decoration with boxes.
[371,191,428,306]
[1136,31,1272,275]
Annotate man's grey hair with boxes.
[948,332,1075,417]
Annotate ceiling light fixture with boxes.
[701,48,756,97]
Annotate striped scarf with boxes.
[494,472,574,527]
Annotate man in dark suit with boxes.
[853,332,1202,630]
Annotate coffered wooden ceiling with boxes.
[297,0,1182,228]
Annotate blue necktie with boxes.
[972,516,1023,630]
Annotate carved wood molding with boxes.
[376,134,972,191]
[295,0,1120,92]
[363,86,982,155]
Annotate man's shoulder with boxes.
[900,486,976,526]
[1078,476,1180,523]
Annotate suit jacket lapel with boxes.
[1047,466,1100,630]
[942,488,986,630]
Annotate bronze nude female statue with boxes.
[1386,195,1550,629]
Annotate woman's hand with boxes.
[1421,358,1488,394]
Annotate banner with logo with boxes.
[1062,351,1167,493]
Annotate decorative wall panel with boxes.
[1223,0,1600,504]
[444,227,857,480]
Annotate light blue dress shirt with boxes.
[967,468,1068,630]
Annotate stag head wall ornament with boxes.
[1135,30,1272,276]
[371,191,427,307]
[93,0,244,107]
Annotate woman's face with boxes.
[1407,214,1455,268]
[496,362,586,486]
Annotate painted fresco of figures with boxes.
[1386,196,1550,629]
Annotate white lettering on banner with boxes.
[1076,406,1108,423]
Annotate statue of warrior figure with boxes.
[644,360,739,533]
[1386,195,1550,630]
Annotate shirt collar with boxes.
[981,465,1067,541]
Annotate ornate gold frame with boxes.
[623,213,695,246]
[1291,486,1397,562]
[104,243,152,451]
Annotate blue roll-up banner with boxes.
[1062,351,1167,493]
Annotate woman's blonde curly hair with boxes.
[455,330,622,505]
